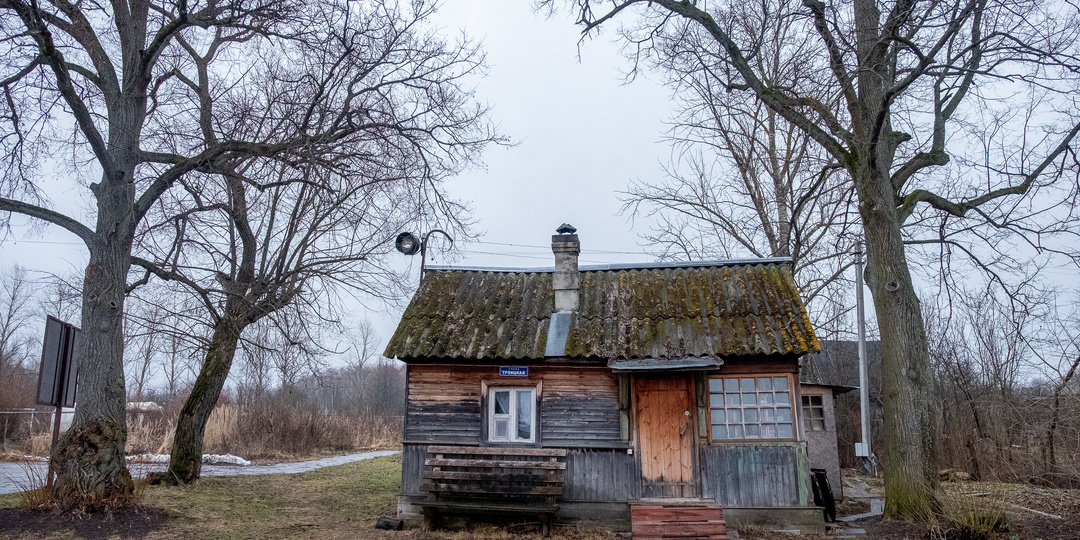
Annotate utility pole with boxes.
[854,241,877,477]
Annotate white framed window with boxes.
[488,387,537,443]
[708,374,797,441]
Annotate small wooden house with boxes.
[385,226,825,534]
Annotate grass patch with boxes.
[0,455,404,540]
[144,454,403,539]
[0,454,613,539]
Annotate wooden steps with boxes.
[631,502,727,540]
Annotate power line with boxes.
[473,240,645,256]
[2,239,84,246]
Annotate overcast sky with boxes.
[0,0,680,352]
[425,0,674,268]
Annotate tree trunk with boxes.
[50,179,137,508]
[158,318,245,485]
[1043,354,1079,483]
[857,167,939,517]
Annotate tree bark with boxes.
[157,318,244,485]
[50,171,138,508]
[856,165,939,517]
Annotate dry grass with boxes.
[0,455,612,539]
[200,403,402,459]
[4,404,402,463]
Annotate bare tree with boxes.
[37,273,82,324]
[342,320,378,415]
[0,0,498,506]
[620,4,856,336]
[544,0,1080,516]
[1025,296,1080,482]
[124,302,172,402]
[0,265,36,409]
[119,0,497,484]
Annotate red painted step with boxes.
[631,503,728,540]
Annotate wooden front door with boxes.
[635,376,698,498]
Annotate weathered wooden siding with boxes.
[404,364,623,446]
[563,448,640,501]
[403,444,637,503]
[401,443,427,496]
[699,443,809,507]
[404,365,483,443]
[541,368,622,446]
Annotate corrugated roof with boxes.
[384,261,820,361]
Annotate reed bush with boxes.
[197,402,401,459]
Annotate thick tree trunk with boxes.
[50,179,137,508]
[158,318,244,485]
[857,167,939,517]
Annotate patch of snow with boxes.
[127,453,171,463]
[203,454,250,466]
[125,453,251,466]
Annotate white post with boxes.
[854,240,877,476]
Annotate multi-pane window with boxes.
[488,387,536,443]
[708,375,796,440]
[802,395,826,431]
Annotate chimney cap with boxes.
[556,223,577,234]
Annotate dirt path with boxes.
[0,450,399,495]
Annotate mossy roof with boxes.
[383,261,820,362]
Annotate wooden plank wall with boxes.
[699,443,806,507]
[401,443,426,496]
[541,368,622,446]
[563,448,640,502]
[404,364,623,447]
[403,444,638,502]
[405,366,483,443]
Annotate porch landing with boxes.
[630,500,728,540]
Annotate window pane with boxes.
[775,392,790,406]
[725,378,739,392]
[710,394,725,408]
[743,393,756,405]
[516,390,533,440]
[777,407,792,423]
[774,377,788,391]
[729,425,744,438]
[759,393,774,406]
[727,409,742,423]
[777,424,794,438]
[811,395,822,406]
[761,408,775,422]
[741,378,755,392]
[709,379,724,392]
[744,408,759,423]
[812,419,826,431]
[712,425,728,439]
[757,377,773,391]
[726,393,740,406]
[495,418,508,438]
[745,424,760,438]
[494,391,510,415]
[801,395,811,406]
